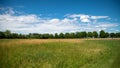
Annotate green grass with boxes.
[0,39,120,68]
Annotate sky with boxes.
[0,0,120,34]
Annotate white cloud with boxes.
[0,14,40,24]
[66,14,110,23]
[48,18,60,24]
[0,13,79,34]
[0,7,15,15]
[95,23,118,28]
[79,14,91,22]
[0,8,119,33]
[6,8,15,15]
[66,14,81,18]
[66,14,91,23]
[81,18,90,23]
[91,16,109,19]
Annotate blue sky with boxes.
[0,0,120,34]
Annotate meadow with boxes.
[0,39,120,68]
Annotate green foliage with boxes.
[76,32,81,38]
[42,34,50,39]
[80,31,87,38]
[76,32,87,38]
[100,30,106,38]
[65,33,70,38]
[93,31,98,38]
[0,30,120,39]
[87,32,93,38]
[55,33,59,38]
[49,34,54,38]
[110,33,115,38]
[4,30,11,38]
[115,32,120,38]
[70,33,75,38]
[59,33,64,38]
[105,32,109,38]
[0,31,5,38]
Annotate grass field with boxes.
[0,39,120,68]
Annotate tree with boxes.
[100,30,106,38]
[55,33,58,38]
[115,32,120,38]
[110,33,115,38]
[0,30,120,39]
[11,33,19,38]
[93,31,98,38]
[65,33,70,38]
[105,32,109,38]
[4,30,11,38]
[76,32,81,38]
[87,32,93,38]
[19,34,27,39]
[28,33,34,38]
[39,34,43,39]
[49,34,54,38]
[59,33,64,38]
[70,33,75,38]
[0,31,5,38]
[81,31,87,38]
[42,34,49,39]
[32,33,40,38]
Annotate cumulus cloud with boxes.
[66,14,110,23]
[80,15,91,22]
[0,8,119,33]
[0,14,79,33]
[66,14,91,23]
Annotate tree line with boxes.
[0,30,120,39]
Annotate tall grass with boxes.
[0,39,120,68]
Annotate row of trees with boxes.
[0,30,120,39]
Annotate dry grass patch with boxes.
[0,39,84,46]
[83,48,103,55]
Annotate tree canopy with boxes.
[100,30,106,38]
[0,30,120,39]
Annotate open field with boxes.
[0,39,120,68]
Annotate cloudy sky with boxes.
[0,0,120,34]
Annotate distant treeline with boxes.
[0,30,120,39]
